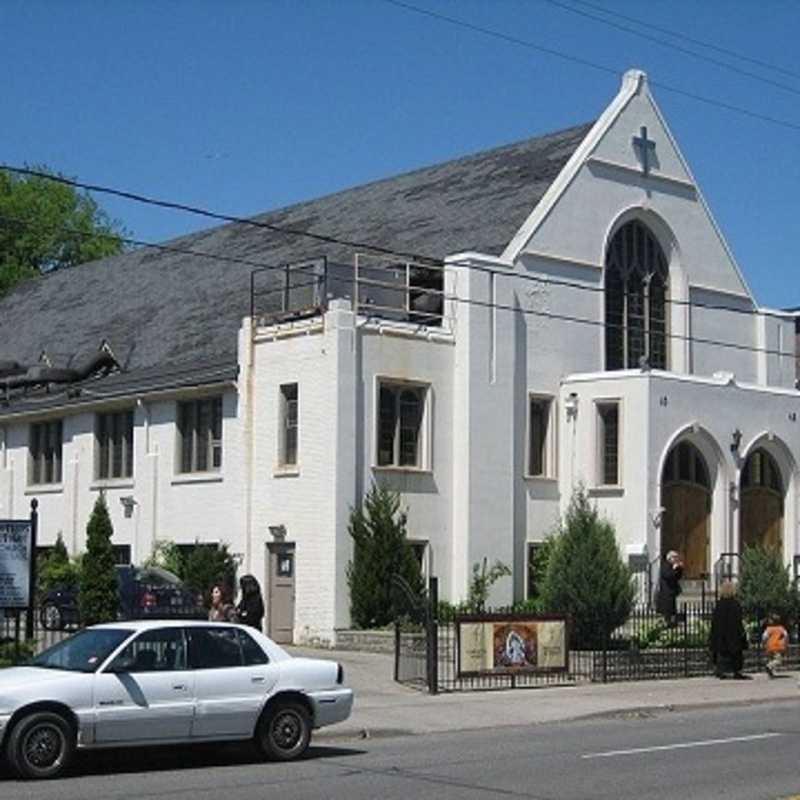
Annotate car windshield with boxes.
[30,628,132,673]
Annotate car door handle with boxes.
[172,684,188,691]
[251,676,266,684]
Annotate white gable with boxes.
[503,70,754,303]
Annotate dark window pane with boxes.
[399,389,422,467]
[600,405,619,485]
[529,399,549,476]
[238,630,269,666]
[188,628,243,669]
[378,386,397,466]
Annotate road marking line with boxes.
[582,732,782,759]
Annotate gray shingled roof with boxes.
[0,121,592,407]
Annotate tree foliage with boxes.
[463,558,512,613]
[181,542,238,605]
[738,545,798,624]
[0,166,126,296]
[539,487,634,649]
[347,483,424,629]
[37,532,81,597]
[144,539,184,576]
[78,495,118,626]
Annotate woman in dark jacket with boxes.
[236,574,265,632]
[709,581,749,679]
[655,550,683,624]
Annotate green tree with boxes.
[181,542,238,605]
[0,166,126,296]
[347,483,424,628]
[37,532,80,597]
[539,487,634,649]
[78,495,118,626]
[738,545,798,625]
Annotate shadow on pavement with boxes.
[0,741,366,782]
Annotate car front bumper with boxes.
[308,688,354,729]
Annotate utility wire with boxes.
[1,173,794,325]
[539,0,800,97]
[1,210,796,360]
[382,0,800,133]
[568,0,800,82]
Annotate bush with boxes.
[538,487,634,649]
[144,540,184,576]
[738,545,798,625]
[181,542,237,605]
[37,533,80,597]
[78,495,118,626]
[347,483,424,629]
[0,639,36,667]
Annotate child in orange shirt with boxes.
[761,614,789,678]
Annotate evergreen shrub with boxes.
[347,483,424,628]
[539,487,634,649]
[78,495,118,626]
[738,544,798,625]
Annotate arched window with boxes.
[605,220,668,370]
[742,449,783,494]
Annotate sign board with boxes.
[457,615,568,677]
[0,520,33,609]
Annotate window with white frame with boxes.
[408,540,429,577]
[528,396,554,477]
[29,419,63,485]
[597,401,620,486]
[279,383,298,467]
[96,409,134,480]
[377,382,427,468]
[177,397,223,473]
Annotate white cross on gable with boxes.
[632,126,656,176]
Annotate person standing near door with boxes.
[656,550,683,625]
[236,574,265,631]
[709,580,749,679]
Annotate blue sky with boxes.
[3,0,798,308]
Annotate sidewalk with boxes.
[288,646,800,740]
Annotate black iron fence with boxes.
[0,609,73,662]
[396,593,800,693]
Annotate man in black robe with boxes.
[655,550,683,625]
[709,581,749,679]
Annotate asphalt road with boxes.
[3,700,800,800]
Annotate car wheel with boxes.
[39,603,63,631]
[7,712,75,780]
[256,701,312,761]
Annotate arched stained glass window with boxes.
[605,220,669,370]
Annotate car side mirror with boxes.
[106,656,136,674]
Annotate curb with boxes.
[315,692,800,742]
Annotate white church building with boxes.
[1,70,798,644]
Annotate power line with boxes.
[1,176,793,325]
[568,0,800,82]
[1,210,796,361]
[539,0,800,97]
[382,0,800,133]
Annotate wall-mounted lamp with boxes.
[120,496,137,519]
[268,524,287,541]
[649,507,666,529]
[730,428,742,454]
[565,392,579,421]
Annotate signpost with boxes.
[0,500,38,643]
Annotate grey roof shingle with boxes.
[0,121,592,396]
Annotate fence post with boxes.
[426,576,439,695]
[393,621,400,682]
[602,626,608,683]
[683,607,689,677]
[25,499,39,642]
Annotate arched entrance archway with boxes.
[740,448,783,553]
[661,441,711,578]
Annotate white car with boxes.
[0,620,353,780]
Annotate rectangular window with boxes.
[96,410,134,480]
[376,382,427,468]
[279,383,298,466]
[29,420,63,485]
[527,542,544,600]
[112,545,132,566]
[528,397,553,477]
[597,402,620,486]
[177,397,222,473]
[409,540,429,577]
